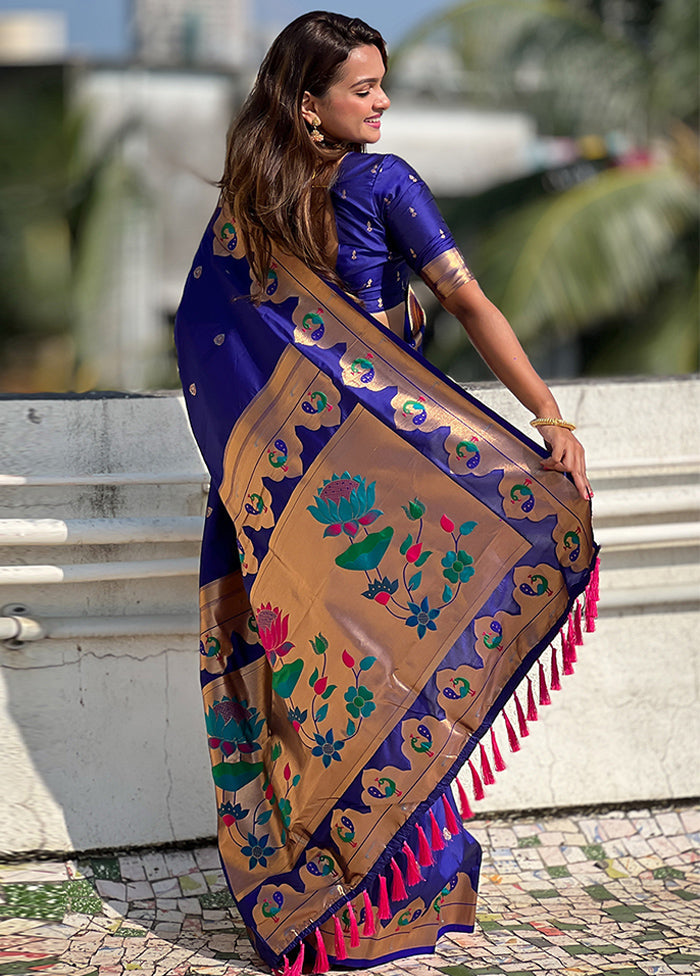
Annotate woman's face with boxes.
[302,44,390,145]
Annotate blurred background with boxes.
[0,0,697,393]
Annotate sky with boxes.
[0,0,436,57]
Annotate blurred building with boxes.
[0,10,67,63]
[133,0,249,68]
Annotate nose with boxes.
[375,86,390,111]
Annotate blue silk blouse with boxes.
[331,152,474,346]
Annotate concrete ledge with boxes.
[1,377,698,853]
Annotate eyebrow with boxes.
[350,77,383,88]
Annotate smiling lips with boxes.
[365,116,382,128]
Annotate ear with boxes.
[301,91,320,125]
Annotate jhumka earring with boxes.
[309,116,324,143]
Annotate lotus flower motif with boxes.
[307,472,382,538]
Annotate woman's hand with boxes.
[538,425,593,502]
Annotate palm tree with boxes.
[392,0,699,378]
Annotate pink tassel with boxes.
[280,956,291,976]
[390,857,408,901]
[442,792,461,835]
[348,903,360,948]
[514,691,529,737]
[550,644,561,691]
[480,742,495,785]
[585,595,598,633]
[362,890,375,937]
[574,602,584,645]
[455,778,473,819]
[416,824,434,866]
[566,617,578,663]
[538,660,551,705]
[469,759,485,800]
[313,927,329,974]
[588,557,600,600]
[429,809,445,851]
[291,942,305,976]
[403,840,423,885]
[504,710,520,752]
[562,633,575,676]
[491,727,506,771]
[333,915,347,960]
[526,676,538,722]
[378,875,391,920]
[585,565,599,632]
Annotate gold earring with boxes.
[309,115,324,143]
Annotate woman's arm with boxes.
[442,279,592,501]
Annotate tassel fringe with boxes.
[526,676,538,722]
[491,727,506,771]
[442,792,461,834]
[390,857,408,901]
[377,875,391,921]
[456,777,473,819]
[429,809,446,851]
[480,742,495,785]
[538,660,551,705]
[550,643,561,690]
[290,943,305,976]
[362,890,375,937]
[416,824,434,866]
[514,691,529,737]
[469,759,485,800]
[295,562,599,972]
[333,915,347,960]
[403,839,423,884]
[504,709,520,752]
[313,926,329,974]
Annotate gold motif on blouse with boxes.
[367,221,373,232]
[409,207,417,218]
[351,249,357,260]
[420,247,475,300]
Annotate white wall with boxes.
[1,378,698,853]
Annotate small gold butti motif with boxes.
[214,334,225,345]
[341,189,347,198]
[410,248,417,259]
[409,207,417,218]
[377,298,383,309]
[351,249,357,260]
[439,228,446,239]
[189,383,197,395]
[206,506,213,517]
[193,266,202,278]
[366,221,373,232]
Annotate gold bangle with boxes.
[530,417,576,431]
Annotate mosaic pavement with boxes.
[1,803,698,976]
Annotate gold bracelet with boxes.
[530,417,576,431]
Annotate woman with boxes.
[175,12,598,974]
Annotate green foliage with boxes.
[396,0,699,376]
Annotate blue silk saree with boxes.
[175,155,599,974]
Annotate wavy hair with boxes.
[220,12,387,296]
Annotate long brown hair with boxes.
[220,12,387,295]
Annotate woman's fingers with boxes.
[539,429,593,501]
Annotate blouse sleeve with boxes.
[376,154,475,301]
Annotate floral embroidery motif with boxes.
[308,474,478,640]
[307,472,382,538]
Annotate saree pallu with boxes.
[175,204,599,973]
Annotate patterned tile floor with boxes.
[1,803,699,976]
